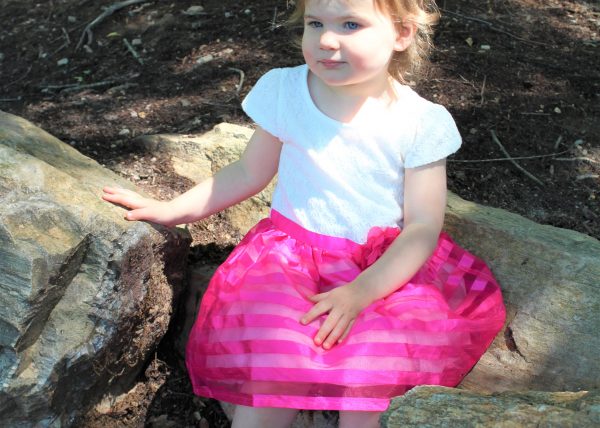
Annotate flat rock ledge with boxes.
[0,110,191,427]
[381,386,600,427]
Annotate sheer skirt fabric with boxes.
[186,211,506,411]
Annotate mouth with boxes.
[318,60,345,69]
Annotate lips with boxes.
[318,59,345,69]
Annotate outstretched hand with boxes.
[102,186,177,226]
[300,282,372,350]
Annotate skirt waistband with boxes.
[269,210,361,252]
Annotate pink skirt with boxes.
[186,211,506,411]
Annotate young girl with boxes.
[103,0,506,426]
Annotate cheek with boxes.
[301,37,315,62]
[347,47,392,68]
[348,37,395,65]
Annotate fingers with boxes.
[309,292,329,303]
[102,186,139,197]
[101,187,150,210]
[314,311,343,348]
[125,208,148,221]
[301,302,354,349]
[300,299,331,326]
[301,287,363,349]
[321,315,351,349]
[338,319,355,344]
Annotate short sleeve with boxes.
[404,104,462,168]
[241,68,282,138]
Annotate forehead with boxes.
[304,0,383,16]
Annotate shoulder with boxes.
[394,85,456,126]
[241,64,307,138]
[251,64,306,89]
[398,87,462,168]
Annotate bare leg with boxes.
[339,410,382,428]
[232,405,299,428]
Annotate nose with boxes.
[319,30,339,50]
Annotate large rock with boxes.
[0,110,191,427]
[381,386,600,427]
[134,123,275,235]
[445,196,600,393]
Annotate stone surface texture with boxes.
[0,111,191,427]
[381,386,600,428]
[445,196,600,393]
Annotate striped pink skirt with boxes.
[186,211,506,411]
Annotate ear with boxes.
[394,19,417,51]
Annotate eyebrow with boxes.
[304,14,362,20]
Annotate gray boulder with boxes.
[381,386,600,427]
[0,110,191,427]
[445,196,600,393]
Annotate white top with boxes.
[241,65,461,244]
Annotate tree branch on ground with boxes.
[76,0,150,51]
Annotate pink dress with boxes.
[185,211,505,411]
[185,66,506,411]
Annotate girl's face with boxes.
[302,0,406,91]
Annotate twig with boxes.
[554,157,600,165]
[40,73,139,92]
[45,0,55,22]
[271,6,278,31]
[53,27,72,54]
[479,75,486,106]
[450,148,571,163]
[553,135,563,150]
[76,0,148,50]
[62,27,71,46]
[3,66,33,88]
[200,100,241,109]
[0,97,23,102]
[123,38,143,65]
[576,174,599,181]
[441,9,550,47]
[228,67,245,95]
[490,130,544,186]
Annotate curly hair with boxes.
[288,0,440,83]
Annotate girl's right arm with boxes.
[102,126,282,226]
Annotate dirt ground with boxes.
[1,0,598,427]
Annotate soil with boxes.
[1,0,598,427]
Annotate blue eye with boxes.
[344,21,360,30]
[307,20,323,28]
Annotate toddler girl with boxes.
[103,0,506,426]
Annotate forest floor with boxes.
[1,0,599,427]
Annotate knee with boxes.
[232,405,299,428]
[338,410,383,428]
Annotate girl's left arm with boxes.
[301,159,448,348]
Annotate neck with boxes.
[326,73,395,101]
[307,71,399,123]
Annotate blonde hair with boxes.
[288,0,440,83]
